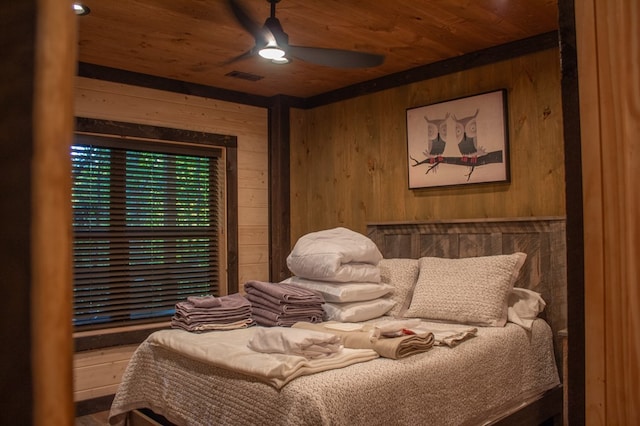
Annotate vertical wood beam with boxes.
[575,0,640,423]
[269,96,291,282]
[1,0,76,424]
[31,0,77,424]
[558,0,587,424]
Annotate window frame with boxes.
[73,117,238,350]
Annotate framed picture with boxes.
[406,89,509,189]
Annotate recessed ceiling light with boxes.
[73,3,90,16]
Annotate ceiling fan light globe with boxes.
[271,57,290,64]
[259,47,285,59]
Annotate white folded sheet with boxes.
[147,327,378,389]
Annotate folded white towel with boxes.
[411,322,478,347]
[247,327,343,359]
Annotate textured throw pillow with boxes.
[404,253,527,326]
[378,258,420,317]
[507,287,546,330]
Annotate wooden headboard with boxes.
[367,216,567,367]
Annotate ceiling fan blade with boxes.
[228,0,266,43]
[287,45,384,68]
[221,49,256,66]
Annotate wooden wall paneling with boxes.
[75,78,268,138]
[73,345,138,401]
[596,3,639,422]
[290,49,565,243]
[574,0,606,423]
[74,346,138,401]
[575,0,640,423]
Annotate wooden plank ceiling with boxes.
[77,0,559,99]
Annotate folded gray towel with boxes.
[246,294,323,315]
[244,280,324,305]
[187,295,222,308]
[171,292,253,331]
[176,293,251,313]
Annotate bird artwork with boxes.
[454,109,485,164]
[423,113,449,164]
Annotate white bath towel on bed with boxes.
[247,327,343,359]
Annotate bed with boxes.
[108,217,566,426]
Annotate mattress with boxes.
[108,318,560,426]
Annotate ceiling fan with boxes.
[227,0,385,68]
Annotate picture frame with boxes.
[406,89,510,189]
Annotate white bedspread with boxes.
[109,319,560,426]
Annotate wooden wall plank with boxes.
[574,0,608,423]
[575,0,640,424]
[73,344,137,401]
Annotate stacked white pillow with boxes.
[283,227,395,322]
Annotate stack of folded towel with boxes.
[244,280,325,327]
[171,293,254,332]
[284,227,396,322]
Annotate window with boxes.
[71,133,224,330]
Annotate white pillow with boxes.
[507,287,546,330]
[287,227,383,282]
[281,276,393,303]
[378,258,420,317]
[323,298,396,322]
[404,253,527,326]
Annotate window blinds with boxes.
[71,136,221,329]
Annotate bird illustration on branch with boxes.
[409,107,501,181]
